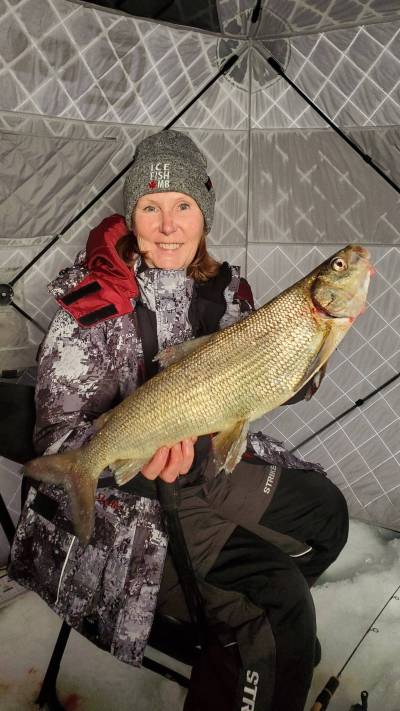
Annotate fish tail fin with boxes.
[23,450,81,485]
[23,450,96,546]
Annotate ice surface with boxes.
[0,520,399,710]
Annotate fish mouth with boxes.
[311,297,342,319]
[311,294,356,320]
[350,244,370,260]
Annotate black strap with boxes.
[29,490,75,536]
[134,292,208,640]
[134,301,159,380]
[61,280,101,305]
[157,479,207,645]
[188,261,232,336]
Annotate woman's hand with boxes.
[141,437,197,483]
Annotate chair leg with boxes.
[142,655,190,688]
[0,492,16,546]
[36,620,71,709]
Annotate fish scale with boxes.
[81,282,330,468]
[24,244,372,544]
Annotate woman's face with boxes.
[133,192,205,270]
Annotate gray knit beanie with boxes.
[123,130,215,233]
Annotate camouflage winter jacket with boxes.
[9,215,323,666]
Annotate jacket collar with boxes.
[53,214,139,328]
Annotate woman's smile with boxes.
[157,242,183,250]
[133,192,205,269]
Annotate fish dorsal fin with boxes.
[293,319,350,396]
[111,457,149,486]
[154,334,213,368]
[212,419,249,474]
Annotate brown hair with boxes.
[115,232,220,282]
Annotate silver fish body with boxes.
[25,244,372,543]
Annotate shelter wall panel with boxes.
[346,127,400,194]
[14,0,60,39]
[208,244,246,270]
[261,0,400,36]
[253,21,400,129]
[0,304,39,371]
[252,76,325,129]
[2,0,232,127]
[193,129,248,245]
[0,129,118,240]
[249,130,400,244]
[218,0,256,34]
[0,241,52,369]
[0,71,28,111]
[247,242,400,530]
[176,74,249,130]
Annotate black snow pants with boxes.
[157,456,349,711]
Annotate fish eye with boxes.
[331,257,347,272]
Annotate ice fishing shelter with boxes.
[1,0,400,562]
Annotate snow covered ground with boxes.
[0,519,399,711]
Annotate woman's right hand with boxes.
[141,437,197,483]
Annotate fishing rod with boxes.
[310,582,400,710]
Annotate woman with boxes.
[10,130,348,711]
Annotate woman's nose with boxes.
[160,210,176,235]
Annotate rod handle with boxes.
[310,676,340,711]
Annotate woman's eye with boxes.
[143,205,156,213]
[178,202,190,210]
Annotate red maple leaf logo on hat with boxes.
[148,180,157,189]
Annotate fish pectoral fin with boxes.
[303,361,328,401]
[212,420,249,474]
[154,334,214,368]
[111,457,149,486]
[293,324,348,397]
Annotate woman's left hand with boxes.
[141,437,197,483]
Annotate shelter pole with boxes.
[289,371,400,455]
[259,53,400,196]
[251,0,263,23]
